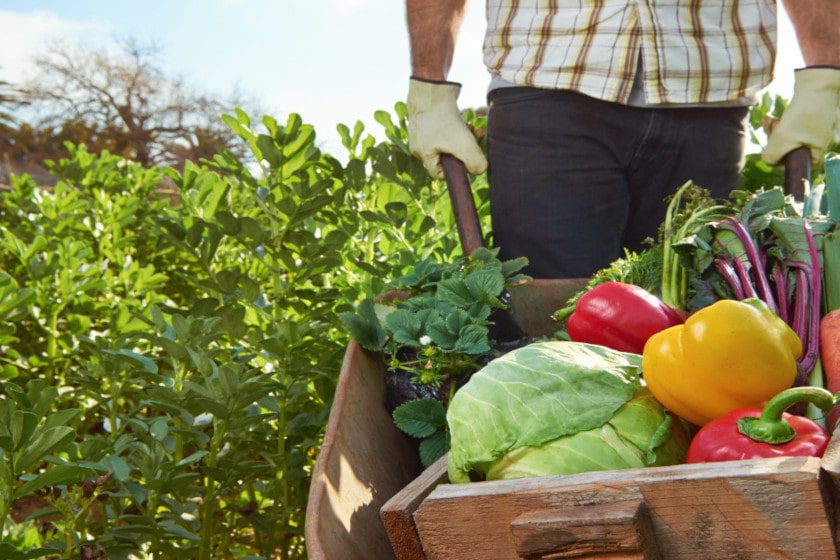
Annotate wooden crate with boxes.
[383,446,840,559]
[305,278,840,559]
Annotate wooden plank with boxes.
[510,500,661,559]
[818,431,840,555]
[381,454,449,560]
[507,279,587,338]
[413,457,837,560]
[305,341,422,560]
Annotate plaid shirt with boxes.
[484,0,777,105]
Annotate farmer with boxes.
[405,1,840,279]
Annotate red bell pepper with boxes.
[566,281,685,354]
[686,387,836,463]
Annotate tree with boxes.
[0,77,19,131]
[0,75,36,185]
[10,38,255,169]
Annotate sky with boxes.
[0,1,804,156]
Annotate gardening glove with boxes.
[407,77,487,180]
[763,67,840,166]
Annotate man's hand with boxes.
[407,78,488,179]
[763,67,840,166]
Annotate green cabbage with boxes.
[446,341,689,483]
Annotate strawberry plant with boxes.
[340,247,531,467]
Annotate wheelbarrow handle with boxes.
[784,146,811,202]
[440,153,485,255]
[440,152,529,344]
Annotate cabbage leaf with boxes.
[446,341,643,482]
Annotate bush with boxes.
[0,103,484,559]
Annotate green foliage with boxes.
[341,246,528,469]
[342,247,529,387]
[740,92,788,193]
[392,398,449,467]
[0,105,479,558]
[740,91,838,193]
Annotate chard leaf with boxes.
[770,216,831,264]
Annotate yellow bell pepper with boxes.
[642,298,801,426]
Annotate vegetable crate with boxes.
[305,279,840,560]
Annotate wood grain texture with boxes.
[305,341,422,560]
[510,500,660,559]
[381,455,449,560]
[412,458,838,559]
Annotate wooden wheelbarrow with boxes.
[305,148,831,560]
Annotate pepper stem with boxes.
[736,387,837,445]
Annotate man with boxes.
[406,1,840,279]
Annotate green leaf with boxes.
[150,417,170,441]
[14,464,95,499]
[426,315,458,349]
[16,426,76,472]
[464,269,505,300]
[0,272,35,321]
[384,202,408,226]
[102,349,159,375]
[158,519,201,540]
[9,410,39,452]
[446,341,641,483]
[436,278,475,307]
[100,455,132,481]
[257,134,284,168]
[0,543,57,560]
[392,398,446,439]
[0,365,19,381]
[176,450,209,468]
[419,429,450,468]
[385,308,423,347]
[42,408,81,431]
[453,324,491,355]
[215,211,240,234]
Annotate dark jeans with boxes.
[486,87,749,279]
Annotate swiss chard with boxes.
[669,188,831,381]
[660,181,730,310]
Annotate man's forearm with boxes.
[407,0,470,81]
[782,0,840,66]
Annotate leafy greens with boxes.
[446,341,689,483]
